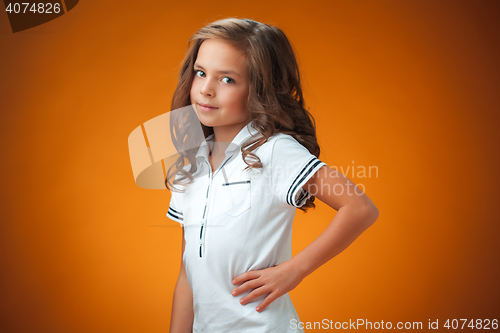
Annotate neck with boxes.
[210,121,249,155]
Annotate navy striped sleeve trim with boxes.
[296,188,310,206]
[286,156,326,207]
[167,206,184,223]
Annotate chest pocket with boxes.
[219,178,252,217]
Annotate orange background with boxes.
[1,0,499,331]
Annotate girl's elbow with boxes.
[361,203,379,226]
[370,207,379,224]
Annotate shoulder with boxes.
[250,133,311,169]
[258,133,301,151]
[246,133,290,158]
[268,133,322,173]
[242,133,308,166]
[269,133,309,156]
[248,133,309,159]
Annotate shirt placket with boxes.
[198,154,235,258]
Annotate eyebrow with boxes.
[193,63,242,78]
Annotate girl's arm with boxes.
[231,165,379,311]
[169,227,194,333]
[289,165,379,278]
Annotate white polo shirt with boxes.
[167,120,326,333]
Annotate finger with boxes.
[239,285,271,305]
[231,278,263,296]
[232,270,260,285]
[255,291,278,312]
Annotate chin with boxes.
[195,112,218,128]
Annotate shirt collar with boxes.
[195,120,261,162]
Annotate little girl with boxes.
[166,18,379,333]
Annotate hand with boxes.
[230,260,304,312]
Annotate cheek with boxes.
[237,91,249,110]
[190,78,202,98]
[226,90,248,108]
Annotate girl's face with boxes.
[190,38,250,131]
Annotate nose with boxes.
[199,79,215,97]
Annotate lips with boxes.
[199,103,218,109]
[198,103,219,112]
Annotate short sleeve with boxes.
[166,186,184,224]
[271,135,326,208]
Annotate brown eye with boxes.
[222,77,235,84]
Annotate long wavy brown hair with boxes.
[166,17,322,212]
